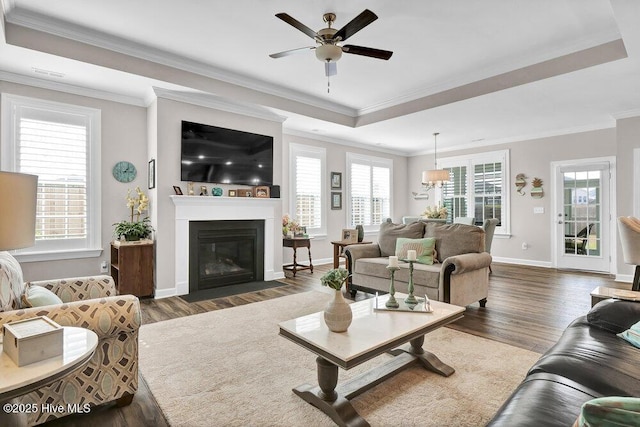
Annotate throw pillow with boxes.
[21,283,63,308]
[588,299,640,334]
[395,238,436,265]
[377,220,425,257]
[618,319,640,348]
[573,396,640,427]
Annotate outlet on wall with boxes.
[100,261,108,273]
[522,242,529,250]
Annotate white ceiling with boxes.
[1,0,640,155]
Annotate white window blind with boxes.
[295,156,322,229]
[289,143,326,235]
[439,149,509,234]
[2,94,102,260]
[347,153,392,229]
[442,166,467,223]
[20,115,88,240]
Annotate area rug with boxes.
[139,291,540,426]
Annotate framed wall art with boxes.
[331,172,342,189]
[331,192,342,210]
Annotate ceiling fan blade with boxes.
[269,46,315,59]
[342,44,393,60]
[325,62,337,77]
[333,9,378,42]
[275,13,317,39]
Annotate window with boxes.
[1,94,102,260]
[346,153,392,230]
[289,143,326,236]
[439,149,509,234]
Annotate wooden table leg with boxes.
[333,244,340,269]
[388,335,455,377]
[292,357,369,427]
[292,247,298,277]
[308,245,314,273]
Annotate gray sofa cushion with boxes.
[424,222,485,262]
[353,257,441,289]
[378,220,425,257]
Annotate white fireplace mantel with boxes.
[171,196,284,296]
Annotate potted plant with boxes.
[113,187,154,241]
[320,268,352,332]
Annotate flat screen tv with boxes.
[181,120,274,186]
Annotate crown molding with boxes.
[0,70,147,106]
[4,8,357,118]
[152,87,287,123]
[611,108,640,120]
[358,30,623,116]
[283,128,408,157]
[408,122,615,156]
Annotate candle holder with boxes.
[385,266,400,308]
[405,260,418,305]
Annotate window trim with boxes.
[438,149,510,235]
[346,152,393,232]
[1,93,102,261]
[288,143,326,237]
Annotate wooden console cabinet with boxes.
[110,241,154,297]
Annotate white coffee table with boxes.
[279,293,465,427]
[0,326,98,401]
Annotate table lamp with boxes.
[0,171,38,251]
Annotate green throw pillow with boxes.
[617,319,640,348]
[21,284,63,308]
[574,396,640,427]
[395,238,436,265]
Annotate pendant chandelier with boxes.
[421,132,449,191]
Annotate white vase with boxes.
[324,290,353,332]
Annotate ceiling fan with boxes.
[269,9,393,80]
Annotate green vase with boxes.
[356,225,364,242]
[125,234,141,242]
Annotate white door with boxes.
[554,161,611,272]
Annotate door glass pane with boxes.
[563,170,601,256]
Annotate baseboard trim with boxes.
[153,288,177,299]
[615,274,633,283]
[493,256,553,268]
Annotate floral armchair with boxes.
[0,252,141,425]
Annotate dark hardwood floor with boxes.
[44,262,622,426]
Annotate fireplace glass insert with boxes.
[189,220,265,292]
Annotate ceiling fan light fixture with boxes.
[315,44,342,62]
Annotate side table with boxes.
[0,327,98,425]
[330,240,372,268]
[590,286,640,307]
[283,237,313,277]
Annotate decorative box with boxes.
[237,189,253,197]
[2,316,63,366]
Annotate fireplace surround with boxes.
[171,196,283,296]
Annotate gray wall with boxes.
[151,97,284,295]
[281,134,409,265]
[0,81,148,281]
[407,128,617,266]
[3,78,639,287]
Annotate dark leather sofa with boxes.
[487,299,640,426]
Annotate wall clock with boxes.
[112,161,137,183]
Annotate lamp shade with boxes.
[0,171,38,251]
[422,169,450,184]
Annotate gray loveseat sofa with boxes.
[345,220,492,307]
